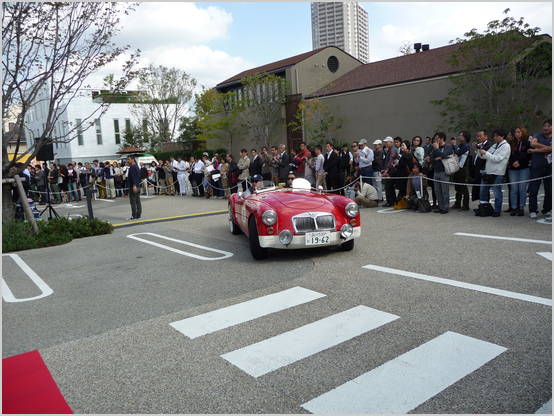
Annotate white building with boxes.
[24,87,186,165]
[311,2,369,64]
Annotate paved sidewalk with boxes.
[41,192,230,227]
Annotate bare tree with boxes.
[239,72,290,150]
[130,64,197,152]
[2,2,140,220]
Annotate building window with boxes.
[95,119,102,145]
[114,119,120,144]
[142,119,148,132]
[125,118,131,132]
[76,119,84,145]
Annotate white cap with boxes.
[383,136,393,143]
[373,139,382,145]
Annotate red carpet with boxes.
[2,350,73,414]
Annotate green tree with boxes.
[196,88,245,152]
[178,115,204,152]
[239,72,290,150]
[289,83,346,147]
[431,9,552,134]
[130,64,197,150]
[2,2,140,221]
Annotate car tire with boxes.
[249,217,268,260]
[229,205,242,235]
[341,238,355,251]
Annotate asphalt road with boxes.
[2,187,552,414]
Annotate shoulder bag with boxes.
[443,154,460,175]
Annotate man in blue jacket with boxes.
[126,155,141,220]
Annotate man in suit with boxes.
[323,141,342,194]
[276,143,290,184]
[471,129,491,201]
[249,149,262,178]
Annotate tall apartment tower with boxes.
[311,2,369,63]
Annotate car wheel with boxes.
[341,238,355,251]
[229,205,241,235]
[249,217,268,260]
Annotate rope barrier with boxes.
[26,173,552,198]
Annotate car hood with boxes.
[259,190,330,210]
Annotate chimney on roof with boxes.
[422,44,430,51]
[414,43,422,53]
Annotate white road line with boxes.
[221,306,399,378]
[2,254,53,302]
[170,287,326,339]
[127,233,233,261]
[536,398,552,414]
[363,265,552,307]
[455,232,552,245]
[95,199,114,203]
[302,331,506,414]
[377,207,406,213]
[537,252,552,261]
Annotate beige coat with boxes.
[238,156,250,180]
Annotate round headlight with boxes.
[345,202,359,218]
[340,224,353,239]
[262,210,278,226]
[279,229,293,245]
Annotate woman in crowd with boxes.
[58,164,69,202]
[209,156,224,198]
[226,154,239,194]
[96,162,106,199]
[156,159,166,195]
[220,156,230,198]
[508,126,532,216]
[395,141,414,200]
[411,136,425,165]
[405,162,429,211]
[114,162,123,197]
[150,161,159,195]
[66,163,79,202]
[304,146,317,187]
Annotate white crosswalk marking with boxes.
[221,305,399,378]
[170,287,326,339]
[537,252,552,261]
[301,331,507,414]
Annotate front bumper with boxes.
[258,226,361,249]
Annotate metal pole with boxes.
[14,175,39,235]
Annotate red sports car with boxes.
[228,178,361,259]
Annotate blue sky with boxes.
[93,2,553,95]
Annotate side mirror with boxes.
[237,191,243,199]
[318,185,323,194]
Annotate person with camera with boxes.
[350,174,379,208]
[260,147,272,183]
[426,132,453,214]
[237,148,250,193]
[293,142,310,179]
[476,128,511,217]
[405,162,430,212]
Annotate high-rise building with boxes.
[311,2,369,64]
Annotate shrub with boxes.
[2,216,114,253]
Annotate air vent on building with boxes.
[327,55,339,73]
[422,44,430,51]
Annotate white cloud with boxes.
[85,2,253,94]
[117,3,233,49]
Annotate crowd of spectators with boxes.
[12,120,552,222]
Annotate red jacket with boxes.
[294,148,311,173]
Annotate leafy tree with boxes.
[2,2,140,221]
[289,83,346,147]
[119,124,148,151]
[196,88,245,152]
[130,64,197,150]
[431,9,552,134]
[178,115,204,152]
[239,72,290,150]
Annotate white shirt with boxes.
[193,161,204,174]
[177,160,188,173]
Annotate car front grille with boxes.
[292,213,335,233]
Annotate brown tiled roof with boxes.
[311,43,464,97]
[216,46,358,87]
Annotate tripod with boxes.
[40,184,60,220]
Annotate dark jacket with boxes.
[249,155,262,177]
[323,150,340,179]
[429,144,453,173]
[277,152,290,179]
[140,166,148,180]
[508,139,532,170]
[127,163,141,188]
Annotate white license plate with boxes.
[305,231,331,246]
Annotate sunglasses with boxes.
[287,177,295,180]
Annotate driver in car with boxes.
[243,174,264,197]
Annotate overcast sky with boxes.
[90,2,552,97]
